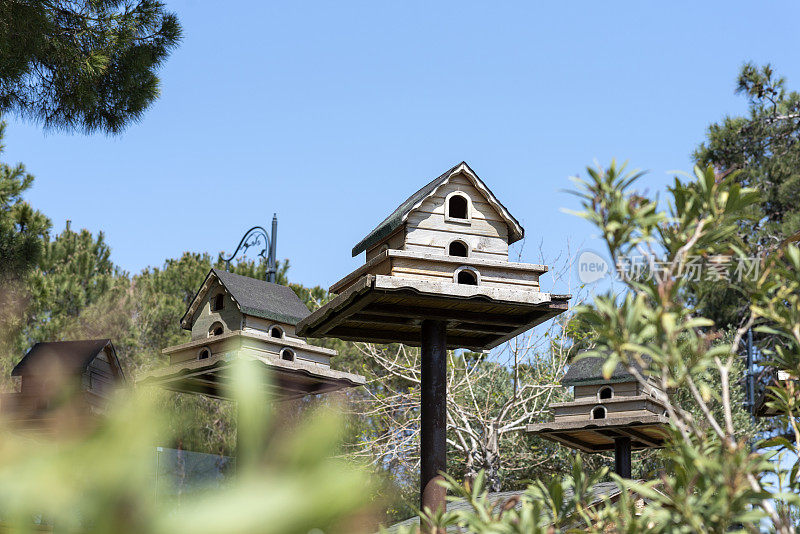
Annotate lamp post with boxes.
[222,214,278,283]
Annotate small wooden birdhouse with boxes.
[297,162,570,350]
[2,339,126,427]
[139,269,365,400]
[754,370,797,417]
[527,356,670,476]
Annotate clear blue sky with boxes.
[5,1,800,291]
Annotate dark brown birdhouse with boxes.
[138,269,364,400]
[2,339,126,428]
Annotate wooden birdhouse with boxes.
[527,355,670,476]
[297,162,570,350]
[139,269,365,400]
[296,161,571,512]
[2,339,126,427]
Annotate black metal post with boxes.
[614,437,632,478]
[268,214,278,283]
[420,320,447,515]
[222,221,276,282]
[746,328,755,416]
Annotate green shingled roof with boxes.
[181,269,311,329]
[561,354,651,385]
[351,162,524,257]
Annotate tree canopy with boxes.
[0,0,181,134]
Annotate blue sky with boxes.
[5,1,800,291]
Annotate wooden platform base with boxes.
[137,353,365,401]
[527,415,670,453]
[296,274,570,351]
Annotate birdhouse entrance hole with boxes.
[591,406,606,419]
[280,348,295,362]
[457,270,478,285]
[270,326,283,338]
[448,241,468,257]
[448,194,468,219]
[599,386,613,400]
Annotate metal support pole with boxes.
[268,214,278,283]
[746,328,755,416]
[420,320,447,515]
[614,437,632,478]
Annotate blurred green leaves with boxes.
[0,361,376,534]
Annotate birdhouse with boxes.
[527,356,670,456]
[139,269,365,400]
[754,370,797,417]
[297,162,570,350]
[2,339,126,427]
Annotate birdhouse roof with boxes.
[351,161,525,257]
[180,269,311,330]
[12,339,124,379]
[561,355,651,386]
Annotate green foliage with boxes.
[0,0,181,133]
[388,456,609,534]
[0,120,49,279]
[0,118,50,381]
[0,361,376,534]
[693,62,800,328]
[27,223,119,340]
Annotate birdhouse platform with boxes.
[298,268,568,351]
[138,330,364,400]
[527,414,669,453]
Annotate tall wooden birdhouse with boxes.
[527,355,670,477]
[298,162,570,350]
[296,162,570,513]
[2,339,126,428]
[139,269,365,400]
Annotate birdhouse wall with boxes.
[573,381,640,401]
[402,173,510,261]
[241,316,303,343]
[81,349,120,400]
[168,333,332,368]
[385,254,541,290]
[552,396,667,423]
[239,336,331,367]
[190,281,244,340]
[366,229,405,262]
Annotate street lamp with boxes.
[222,214,278,283]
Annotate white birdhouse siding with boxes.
[403,173,510,261]
[190,281,244,340]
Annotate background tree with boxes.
[694,62,800,329]
[0,0,181,134]
[0,119,50,379]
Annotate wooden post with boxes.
[614,437,632,478]
[420,320,447,515]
